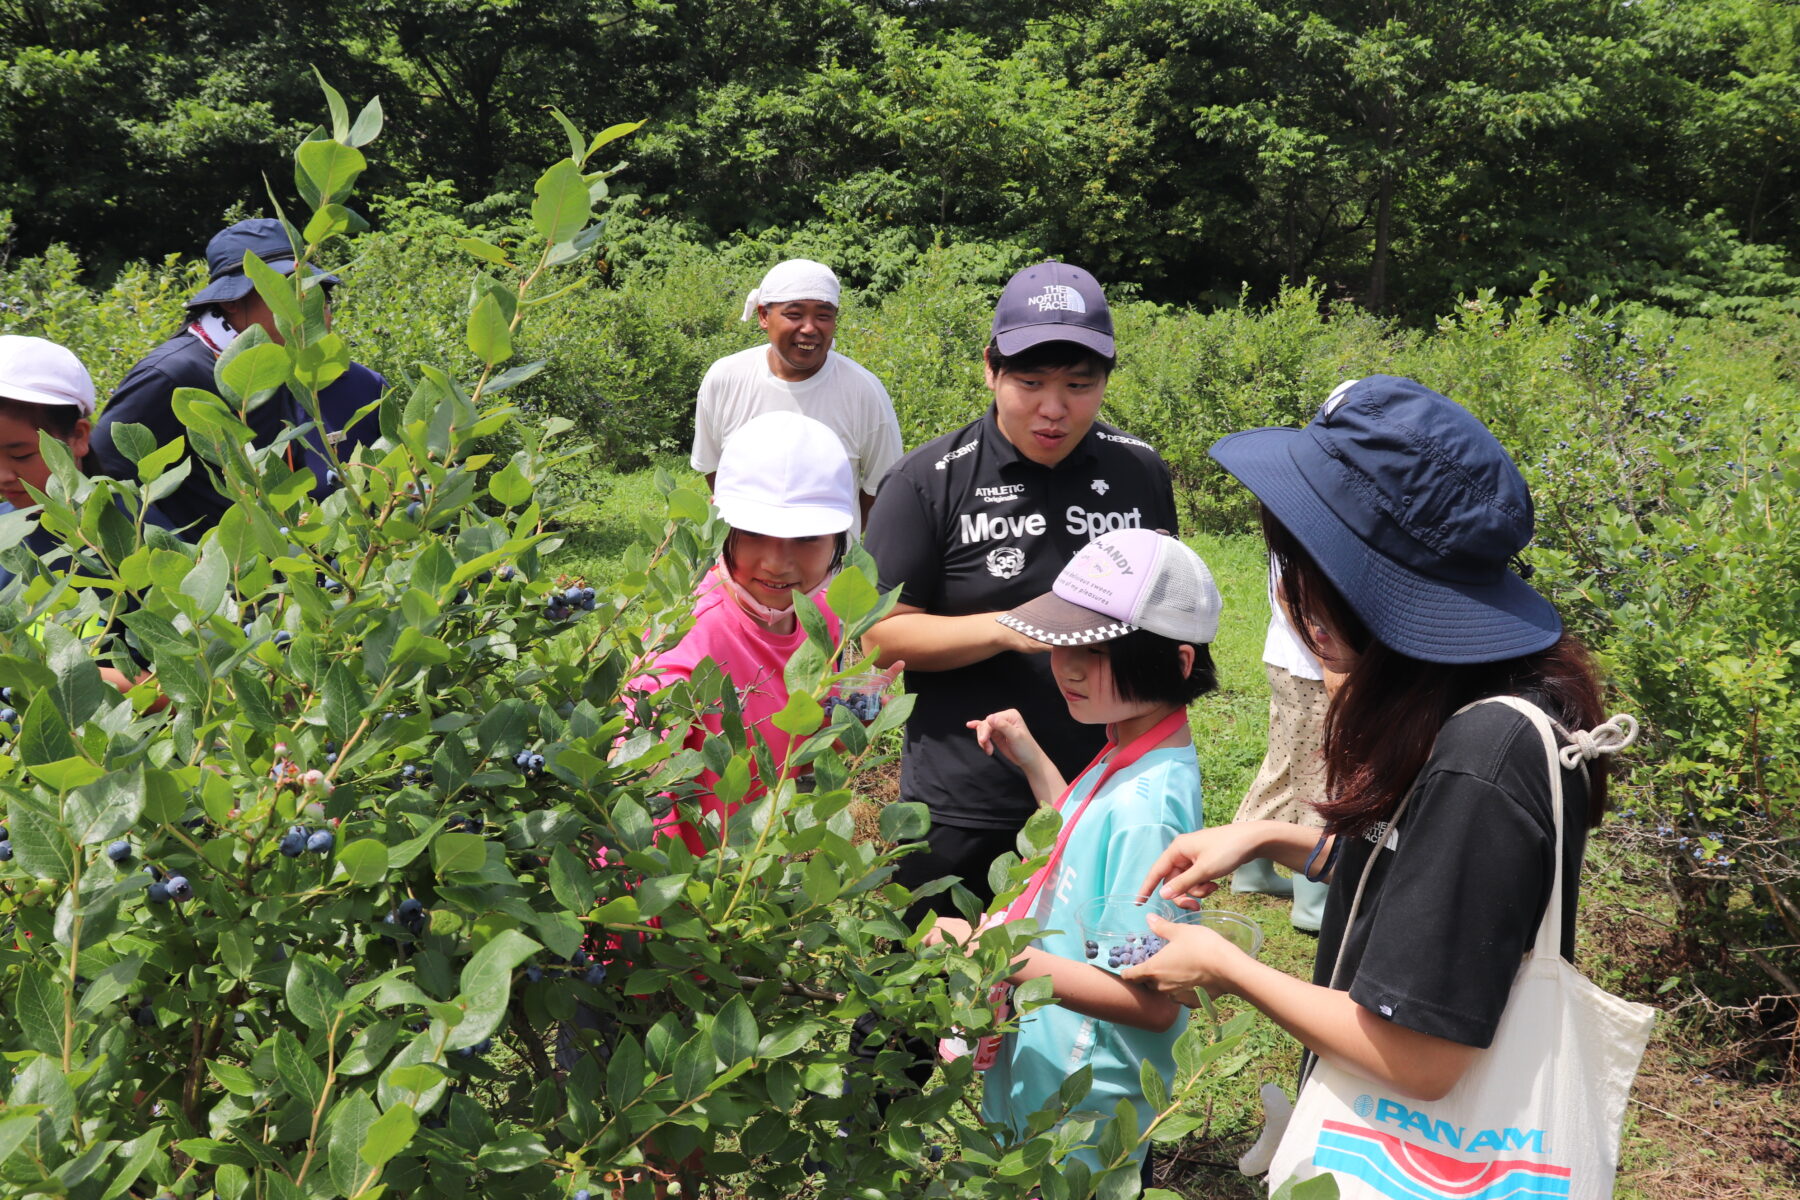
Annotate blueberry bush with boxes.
[0,85,1266,1199]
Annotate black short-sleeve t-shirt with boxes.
[862,407,1179,830]
[1313,699,1591,1048]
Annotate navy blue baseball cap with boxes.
[1209,375,1560,664]
[991,261,1114,358]
[188,218,339,309]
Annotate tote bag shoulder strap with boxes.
[1327,697,1639,982]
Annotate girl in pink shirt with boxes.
[635,411,857,854]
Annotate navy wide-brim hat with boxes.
[187,218,340,309]
[1209,375,1561,664]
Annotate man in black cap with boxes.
[863,260,1180,920]
[91,218,384,536]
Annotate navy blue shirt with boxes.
[0,496,178,593]
[92,331,385,538]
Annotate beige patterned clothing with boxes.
[1233,662,1328,829]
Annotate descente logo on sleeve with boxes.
[1094,430,1152,449]
[934,438,980,470]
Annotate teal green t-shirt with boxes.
[980,744,1204,1174]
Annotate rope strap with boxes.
[1558,714,1639,770]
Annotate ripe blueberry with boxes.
[0,707,18,724]
[166,875,193,902]
[107,840,132,863]
[279,827,307,857]
[583,964,608,986]
[147,881,170,903]
[406,501,422,521]
[0,840,12,862]
[306,830,335,854]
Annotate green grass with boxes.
[545,453,708,593]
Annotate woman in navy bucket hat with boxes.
[1122,377,1619,1108]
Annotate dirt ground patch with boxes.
[850,758,901,845]
[1621,1043,1800,1198]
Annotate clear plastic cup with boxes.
[1075,893,1263,970]
[1190,910,1264,958]
[824,671,889,723]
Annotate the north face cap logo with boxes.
[1027,285,1086,314]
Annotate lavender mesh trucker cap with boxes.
[998,529,1221,646]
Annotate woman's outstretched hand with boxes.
[1134,827,1257,911]
[1120,912,1244,1002]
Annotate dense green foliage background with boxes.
[3,0,1798,319]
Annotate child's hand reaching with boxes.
[921,915,976,948]
[966,708,1044,771]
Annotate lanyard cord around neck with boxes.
[1002,707,1190,923]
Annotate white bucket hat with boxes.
[0,335,97,417]
[715,412,855,537]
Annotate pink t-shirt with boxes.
[631,568,841,854]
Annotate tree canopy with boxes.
[3,0,1797,318]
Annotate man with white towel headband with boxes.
[689,258,902,535]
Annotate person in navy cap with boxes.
[1126,377,1635,1115]
[863,261,1180,921]
[90,218,385,537]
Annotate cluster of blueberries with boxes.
[0,822,9,862]
[143,866,194,904]
[514,749,547,778]
[384,896,427,936]
[545,585,598,621]
[279,825,337,856]
[1085,933,1168,970]
[822,691,883,722]
[1,685,17,734]
[523,948,609,988]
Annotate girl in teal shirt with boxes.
[926,527,1223,1183]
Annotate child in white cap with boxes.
[0,335,175,697]
[924,527,1221,1183]
[0,334,101,518]
[689,259,900,535]
[0,335,178,581]
[638,410,875,853]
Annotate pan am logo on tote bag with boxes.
[1319,1109,1573,1200]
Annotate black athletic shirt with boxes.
[1314,698,1591,1048]
[863,406,1178,831]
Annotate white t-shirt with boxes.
[1263,558,1326,680]
[690,346,903,535]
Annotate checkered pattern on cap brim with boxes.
[997,612,1136,647]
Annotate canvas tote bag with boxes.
[1265,697,1656,1199]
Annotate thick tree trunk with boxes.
[1368,167,1393,313]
